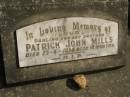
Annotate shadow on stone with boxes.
[66,78,80,91]
[0,35,6,89]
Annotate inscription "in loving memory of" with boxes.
[16,17,118,67]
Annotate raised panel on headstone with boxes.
[16,17,118,67]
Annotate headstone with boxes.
[0,0,128,84]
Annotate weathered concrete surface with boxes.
[0,0,129,96]
[0,36,129,97]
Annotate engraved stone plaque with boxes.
[16,17,118,67]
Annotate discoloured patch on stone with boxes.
[73,75,88,89]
